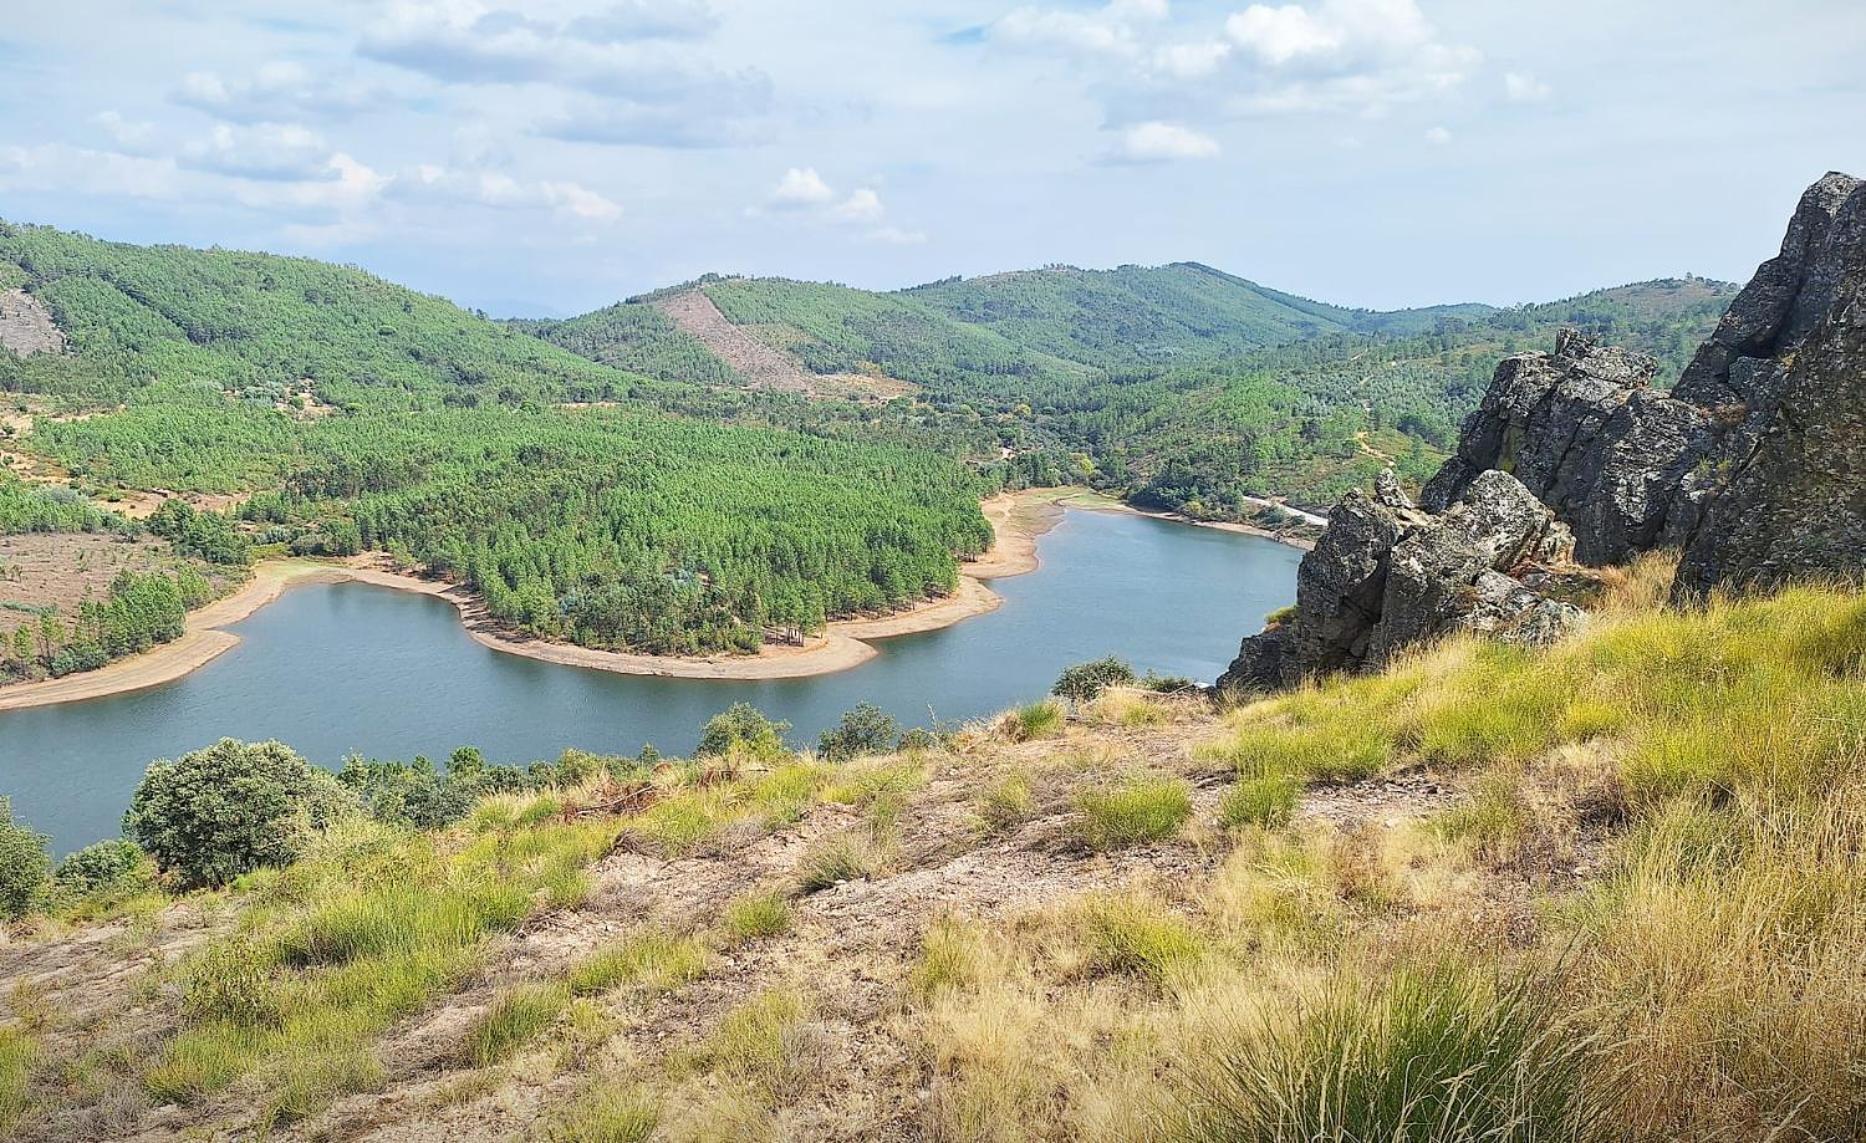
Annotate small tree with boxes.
[696,703,792,762]
[54,838,149,897]
[1052,657,1138,705]
[0,797,50,919]
[125,739,356,889]
[818,703,900,762]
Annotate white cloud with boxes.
[1151,40,1233,79]
[981,0,1475,128]
[867,226,928,246]
[173,62,388,123]
[565,1,719,44]
[1424,125,1451,144]
[398,164,622,222]
[1504,71,1552,102]
[769,167,837,208]
[361,1,772,148]
[1111,121,1220,162]
[992,0,1167,59]
[833,187,886,223]
[1226,4,1344,66]
[92,111,160,155]
[0,144,181,201]
[181,123,336,182]
[756,169,909,236]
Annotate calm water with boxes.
[0,510,1300,853]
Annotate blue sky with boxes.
[1,1,1861,316]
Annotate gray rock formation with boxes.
[1221,169,1866,689]
[1676,173,1866,595]
[1219,469,1583,691]
[1419,331,1718,566]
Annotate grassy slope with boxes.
[4,559,1862,1140]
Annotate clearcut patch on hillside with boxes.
[655,289,914,401]
[0,290,63,358]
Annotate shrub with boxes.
[125,739,357,889]
[463,983,569,1066]
[1000,700,1065,743]
[0,1026,37,1135]
[896,727,942,752]
[798,833,883,893]
[1076,778,1193,851]
[568,932,708,997]
[724,891,793,941]
[1182,964,1614,1141]
[696,704,791,761]
[53,838,148,897]
[1053,657,1137,704]
[1220,775,1300,830]
[0,798,49,920]
[546,1085,659,1143]
[817,702,900,761]
[1076,894,1205,983]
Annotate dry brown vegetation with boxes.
[2,565,1864,1140]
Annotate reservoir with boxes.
[0,508,1301,853]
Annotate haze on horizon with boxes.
[1,0,1860,318]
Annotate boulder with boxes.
[1676,174,1866,595]
[1219,469,1581,692]
[1420,332,1716,565]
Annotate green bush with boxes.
[0,798,50,920]
[696,704,792,761]
[1053,657,1137,704]
[817,703,900,762]
[1002,700,1066,742]
[125,739,357,889]
[53,838,148,896]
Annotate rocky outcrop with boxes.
[1676,173,1866,594]
[1225,170,1866,688]
[1219,469,1583,691]
[1419,331,1719,566]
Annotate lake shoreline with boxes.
[0,486,1306,710]
[0,488,1077,709]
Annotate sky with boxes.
[1,1,1861,318]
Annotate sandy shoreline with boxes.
[0,489,1076,710]
[0,485,1304,710]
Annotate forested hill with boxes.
[902,262,1494,370]
[0,220,653,412]
[528,269,1736,513]
[0,221,998,666]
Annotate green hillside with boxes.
[0,223,994,663]
[904,262,1370,369]
[529,270,1736,514]
[0,221,649,411]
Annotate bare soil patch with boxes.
[0,290,63,357]
[656,289,915,401]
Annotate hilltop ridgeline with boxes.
[1223,171,1866,691]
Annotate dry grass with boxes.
[13,571,1866,1141]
